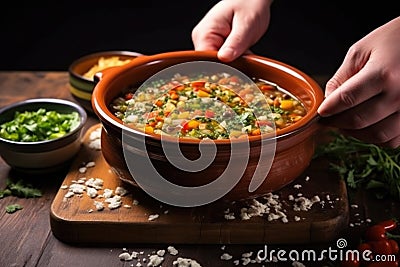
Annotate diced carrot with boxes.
[260,84,275,91]
[155,99,163,107]
[148,120,156,127]
[175,85,185,91]
[251,128,261,135]
[191,81,205,88]
[170,92,179,100]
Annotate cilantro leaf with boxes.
[6,180,42,198]
[0,189,12,199]
[5,204,23,214]
[314,131,400,199]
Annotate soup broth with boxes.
[110,73,307,140]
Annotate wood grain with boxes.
[50,124,349,245]
[2,72,399,267]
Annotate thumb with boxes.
[218,18,255,62]
[325,49,369,97]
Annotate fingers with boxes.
[191,2,232,52]
[318,63,382,117]
[324,44,371,97]
[218,15,256,62]
[319,93,398,130]
[192,0,272,62]
[339,112,400,148]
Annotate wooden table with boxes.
[0,72,399,267]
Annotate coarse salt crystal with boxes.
[119,252,132,261]
[156,250,165,257]
[86,187,98,198]
[115,186,128,196]
[173,257,202,267]
[220,253,233,260]
[147,254,164,266]
[94,201,104,211]
[148,214,159,221]
[167,246,179,256]
[293,184,302,189]
[64,191,74,198]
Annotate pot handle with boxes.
[93,54,148,84]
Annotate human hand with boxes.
[318,16,400,148]
[191,0,273,62]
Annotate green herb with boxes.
[314,132,400,199]
[0,179,42,199]
[6,180,42,198]
[5,204,23,214]
[0,108,80,142]
[0,189,12,199]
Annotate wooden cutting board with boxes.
[50,124,349,245]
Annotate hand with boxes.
[318,16,400,148]
[191,0,273,62]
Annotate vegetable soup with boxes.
[110,73,307,140]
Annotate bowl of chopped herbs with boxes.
[0,98,87,172]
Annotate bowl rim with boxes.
[69,50,144,83]
[0,98,87,147]
[92,50,324,144]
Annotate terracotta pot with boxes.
[92,50,324,204]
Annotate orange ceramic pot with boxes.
[92,50,324,204]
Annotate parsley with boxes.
[6,179,42,198]
[314,132,400,199]
[0,108,80,142]
[5,204,23,214]
[1,179,42,214]
[0,179,42,199]
[0,189,11,199]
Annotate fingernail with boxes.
[317,106,331,117]
[218,47,236,62]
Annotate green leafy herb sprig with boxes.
[0,108,80,142]
[5,204,23,214]
[314,132,400,199]
[0,179,42,213]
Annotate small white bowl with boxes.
[0,98,87,172]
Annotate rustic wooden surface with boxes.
[50,124,348,245]
[1,71,400,267]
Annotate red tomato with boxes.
[191,81,205,88]
[378,219,398,231]
[257,120,272,127]
[205,110,215,118]
[181,121,190,133]
[340,259,360,267]
[124,92,134,100]
[389,239,400,255]
[229,76,239,83]
[369,239,393,255]
[365,225,387,241]
[358,242,372,252]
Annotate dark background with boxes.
[0,2,398,77]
